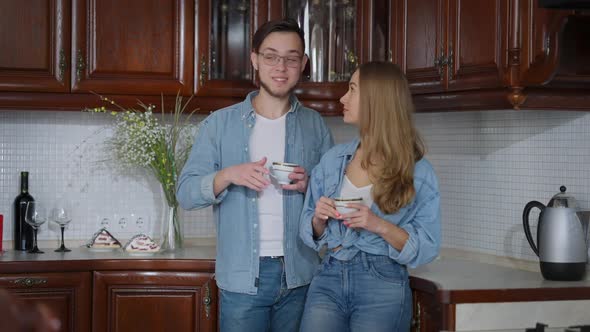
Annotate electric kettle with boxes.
[523,186,590,281]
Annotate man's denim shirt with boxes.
[177,91,334,295]
[299,138,441,268]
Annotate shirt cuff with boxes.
[200,172,227,204]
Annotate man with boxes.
[177,19,333,332]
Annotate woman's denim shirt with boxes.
[177,91,334,294]
[299,138,441,268]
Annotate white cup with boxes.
[334,197,363,215]
[270,162,298,185]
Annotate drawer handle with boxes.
[11,278,48,287]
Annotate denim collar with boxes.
[337,137,361,158]
[241,91,302,119]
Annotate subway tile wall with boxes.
[1,110,590,263]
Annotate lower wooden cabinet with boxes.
[0,255,218,332]
[410,288,443,332]
[0,272,92,332]
[93,271,217,332]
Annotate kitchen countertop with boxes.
[3,246,590,303]
[409,256,590,304]
[0,246,217,273]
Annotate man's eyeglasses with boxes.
[258,53,302,68]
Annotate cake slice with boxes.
[88,228,121,249]
[124,234,160,253]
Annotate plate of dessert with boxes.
[86,228,122,252]
[123,234,161,256]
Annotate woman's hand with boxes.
[341,203,386,234]
[313,196,341,223]
[311,196,341,239]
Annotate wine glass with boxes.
[25,202,47,254]
[51,201,72,252]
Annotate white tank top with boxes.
[339,175,374,208]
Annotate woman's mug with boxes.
[334,197,363,215]
[270,162,299,185]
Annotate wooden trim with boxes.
[411,276,590,305]
[0,259,215,274]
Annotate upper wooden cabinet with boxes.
[397,0,507,94]
[195,0,282,98]
[0,0,71,93]
[72,0,194,95]
[0,0,194,97]
[0,0,588,112]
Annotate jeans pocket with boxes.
[368,259,405,285]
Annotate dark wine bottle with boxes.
[14,171,34,251]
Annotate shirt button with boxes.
[248,124,252,128]
[244,147,248,152]
[253,224,258,228]
[251,198,256,202]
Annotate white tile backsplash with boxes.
[1,108,589,265]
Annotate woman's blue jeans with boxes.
[299,251,412,332]
[219,256,308,332]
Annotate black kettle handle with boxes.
[523,201,545,257]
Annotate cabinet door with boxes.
[399,0,447,93]
[519,1,574,85]
[0,0,71,92]
[93,271,218,332]
[72,0,194,95]
[0,272,92,332]
[195,0,281,98]
[447,0,507,91]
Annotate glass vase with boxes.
[160,199,183,251]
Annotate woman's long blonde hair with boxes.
[358,62,425,214]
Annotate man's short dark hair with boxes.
[252,18,305,53]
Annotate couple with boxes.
[177,19,441,332]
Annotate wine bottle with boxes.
[13,171,34,251]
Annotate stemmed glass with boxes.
[25,201,47,254]
[51,201,72,252]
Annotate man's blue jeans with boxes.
[219,256,308,332]
[299,252,412,332]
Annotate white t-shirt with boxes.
[249,112,287,257]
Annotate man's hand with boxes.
[281,166,308,193]
[221,157,271,192]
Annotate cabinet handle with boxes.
[411,301,421,330]
[199,55,208,87]
[58,49,67,82]
[434,46,447,81]
[388,49,393,62]
[447,42,454,81]
[76,49,86,82]
[545,36,551,56]
[202,279,212,320]
[11,278,48,287]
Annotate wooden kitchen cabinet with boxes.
[0,271,92,332]
[0,0,71,93]
[72,0,194,95]
[93,271,218,332]
[396,0,508,94]
[410,287,444,332]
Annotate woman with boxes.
[299,61,441,332]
